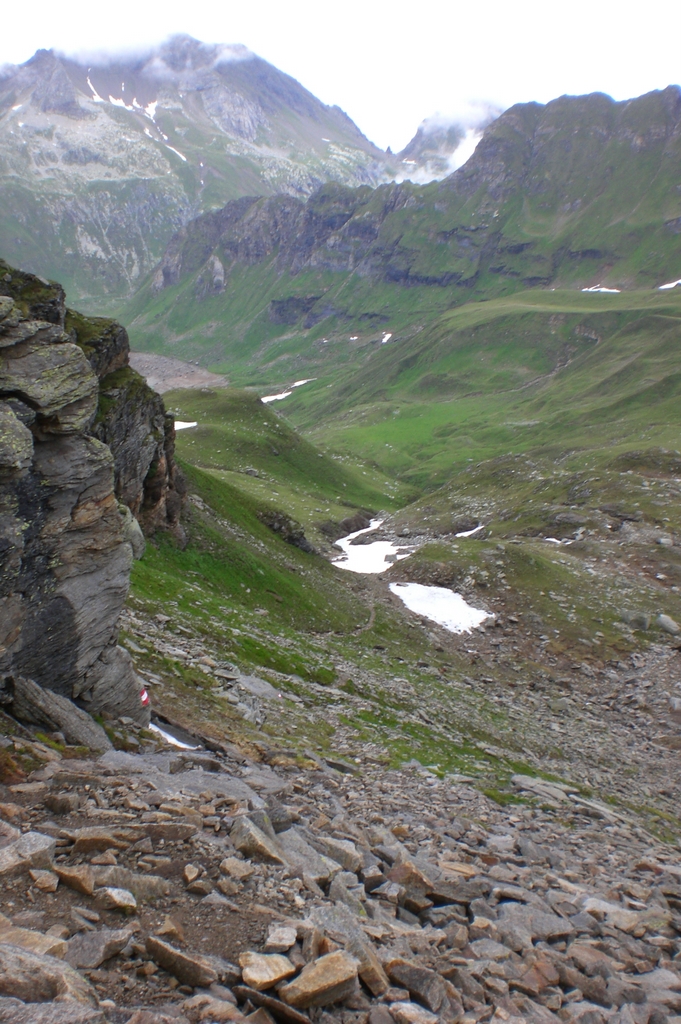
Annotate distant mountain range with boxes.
[2,36,458,303]
[121,86,681,380]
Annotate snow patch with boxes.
[174,421,197,430]
[86,76,105,103]
[145,101,158,120]
[659,278,681,290]
[261,391,292,403]
[381,332,393,344]
[581,285,621,293]
[333,519,411,574]
[261,378,316,402]
[165,145,187,162]
[456,524,483,538]
[149,723,199,750]
[389,581,491,634]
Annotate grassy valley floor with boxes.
[122,361,681,841]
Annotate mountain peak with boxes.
[154,34,253,73]
[0,36,395,300]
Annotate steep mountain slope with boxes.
[0,36,393,303]
[123,86,681,379]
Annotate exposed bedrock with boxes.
[0,262,183,734]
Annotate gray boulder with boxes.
[4,675,111,753]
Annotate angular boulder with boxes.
[279,951,359,1009]
[0,942,98,1004]
[239,952,297,990]
[0,831,56,879]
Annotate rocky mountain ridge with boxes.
[0,37,396,302]
[126,86,681,370]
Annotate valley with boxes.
[0,70,681,1024]
[129,321,681,835]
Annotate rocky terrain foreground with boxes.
[1,723,680,1024]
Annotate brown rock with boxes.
[183,993,245,1021]
[385,960,448,1014]
[220,856,255,880]
[0,942,98,1004]
[0,917,67,958]
[66,926,136,969]
[369,1007,395,1024]
[90,850,116,865]
[0,831,56,877]
[30,869,60,892]
[67,826,138,854]
[437,859,478,879]
[91,864,170,900]
[279,950,358,1009]
[230,818,285,865]
[146,935,238,988]
[0,802,26,822]
[0,996,107,1022]
[156,916,185,943]
[444,923,468,950]
[305,834,362,874]
[245,1009,277,1024]
[387,858,431,894]
[217,878,240,897]
[425,877,491,903]
[183,863,201,884]
[569,943,615,978]
[239,952,296,991]
[344,935,389,997]
[44,792,81,816]
[264,926,298,954]
[126,1012,189,1024]
[389,1002,439,1024]
[94,887,137,912]
[56,865,95,896]
[144,822,198,843]
[233,985,311,1024]
[187,878,213,896]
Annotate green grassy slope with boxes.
[164,387,414,544]
[120,88,681,374]
[283,288,681,488]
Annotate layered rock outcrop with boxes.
[0,260,184,733]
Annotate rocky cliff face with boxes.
[0,259,184,734]
[141,86,681,345]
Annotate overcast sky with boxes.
[3,0,680,151]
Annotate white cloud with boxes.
[2,0,680,152]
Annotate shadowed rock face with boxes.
[0,260,184,729]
